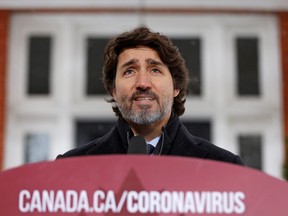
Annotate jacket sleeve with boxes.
[233,155,245,166]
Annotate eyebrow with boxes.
[119,58,164,70]
[146,58,164,66]
[120,59,139,69]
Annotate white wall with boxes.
[0,0,287,10]
[4,13,284,180]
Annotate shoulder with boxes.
[56,126,117,159]
[196,136,243,165]
[56,137,102,159]
[177,124,244,165]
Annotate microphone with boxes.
[127,136,147,154]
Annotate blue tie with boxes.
[147,144,155,154]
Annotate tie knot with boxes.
[147,144,155,154]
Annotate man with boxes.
[57,27,244,165]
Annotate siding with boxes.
[279,12,288,177]
[0,10,9,170]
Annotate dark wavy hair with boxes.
[103,26,189,117]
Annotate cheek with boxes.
[158,85,175,100]
[162,80,176,97]
[112,83,129,101]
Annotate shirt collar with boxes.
[147,136,161,147]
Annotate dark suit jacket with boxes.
[57,114,244,166]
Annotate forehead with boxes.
[118,47,162,62]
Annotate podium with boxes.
[0,155,288,215]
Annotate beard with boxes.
[116,89,173,125]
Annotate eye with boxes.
[123,69,135,77]
[150,67,161,74]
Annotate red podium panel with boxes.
[0,155,288,215]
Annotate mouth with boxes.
[130,89,158,107]
[131,90,158,101]
[134,96,155,101]
[131,92,158,107]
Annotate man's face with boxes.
[113,46,179,125]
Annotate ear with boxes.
[173,89,180,97]
[112,88,117,101]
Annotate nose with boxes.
[135,71,151,90]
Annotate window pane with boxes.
[27,36,52,95]
[236,38,260,96]
[238,134,262,170]
[76,120,116,146]
[171,38,201,96]
[25,133,50,163]
[183,120,211,141]
[86,37,110,95]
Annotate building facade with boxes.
[0,0,287,179]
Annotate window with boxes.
[172,38,202,96]
[25,133,50,163]
[76,120,116,146]
[183,120,211,141]
[236,37,260,96]
[86,37,110,95]
[27,36,52,95]
[238,134,262,170]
